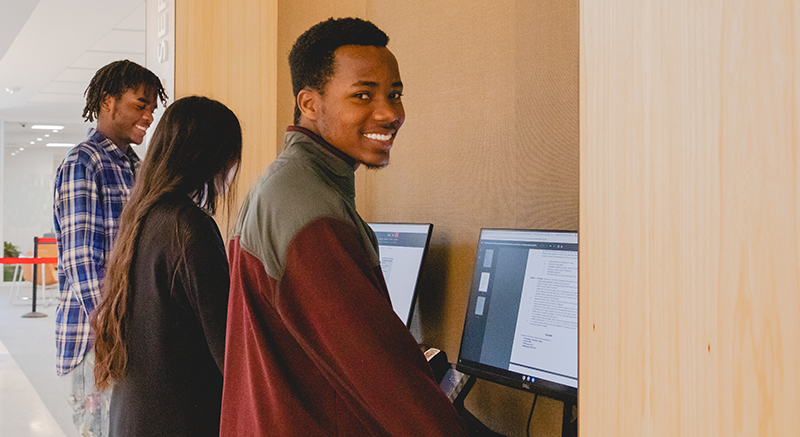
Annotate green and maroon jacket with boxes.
[220,127,468,437]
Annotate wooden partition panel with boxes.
[366,2,578,435]
[176,1,579,435]
[366,0,579,359]
[175,0,278,220]
[580,1,800,435]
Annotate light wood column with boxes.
[580,0,800,435]
[175,0,278,218]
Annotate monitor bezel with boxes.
[368,222,434,327]
[455,228,578,403]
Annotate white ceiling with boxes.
[0,0,146,154]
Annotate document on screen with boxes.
[508,248,578,388]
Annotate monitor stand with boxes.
[452,376,506,437]
[452,376,577,437]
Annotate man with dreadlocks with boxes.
[53,59,166,437]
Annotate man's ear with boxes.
[100,93,115,113]
[296,88,318,122]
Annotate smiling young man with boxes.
[221,18,468,437]
[53,59,166,437]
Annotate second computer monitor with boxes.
[368,223,433,326]
[456,229,578,402]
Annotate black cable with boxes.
[525,394,539,437]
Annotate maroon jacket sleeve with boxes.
[276,217,468,436]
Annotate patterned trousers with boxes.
[60,350,111,437]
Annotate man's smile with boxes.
[362,132,394,141]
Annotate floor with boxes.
[0,280,565,437]
[0,282,75,437]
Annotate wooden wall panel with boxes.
[580,0,800,435]
[366,0,579,359]
[175,0,278,223]
[175,1,578,435]
[367,2,578,435]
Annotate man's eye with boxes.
[354,93,370,100]
[390,92,403,100]
[137,105,146,110]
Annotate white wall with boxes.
[3,146,70,254]
[0,120,4,259]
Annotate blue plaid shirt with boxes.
[53,128,140,376]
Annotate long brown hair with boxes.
[91,96,242,391]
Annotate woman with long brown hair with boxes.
[91,95,242,436]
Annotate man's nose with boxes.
[374,99,403,124]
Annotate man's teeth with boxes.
[364,133,392,141]
[136,125,147,131]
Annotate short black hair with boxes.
[288,17,389,123]
[82,60,168,122]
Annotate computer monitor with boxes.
[456,229,578,402]
[368,223,433,326]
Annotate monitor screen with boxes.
[456,229,578,402]
[368,223,433,326]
